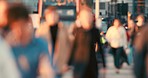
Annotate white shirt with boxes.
[0,36,21,78]
[106,26,128,48]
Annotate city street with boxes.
[102,54,134,78]
[63,54,135,78]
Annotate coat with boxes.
[134,24,148,78]
[0,36,21,78]
[35,22,71,74]
[69,27,98,78]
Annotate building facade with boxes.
[93,0,109,17]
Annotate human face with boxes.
[113,19,121,27]
[79,10,93,30]
[137,16,144,23]
[20,20,34,45]
[45,11,59,26]
[10,19,31,45]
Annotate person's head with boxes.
[0,1,8,27]
[44,6,59,26]
[7,3,31,45]
[20,17,34,45]
[113,18,122,27]
[79,8,93,30]
[137,14,145,23]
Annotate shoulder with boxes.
[91,27,100,33]
[0,37,11,52]
[108,26,114,30]
[120,26,125,29]
[33,38,49,53]
[0,37,13,58]
[134,25,148,52]
[107,26,114,32]
[120,26,126,31]
[35,22,49,37]
[38,22,49,30]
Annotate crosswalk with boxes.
[63,54,135,78]
[100,54,135,78]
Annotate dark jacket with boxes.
[69,27,102,78]
[134,24,148,78]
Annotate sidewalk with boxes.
[100,54,135,78]
[62,54,135,78]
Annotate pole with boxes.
[95,0,100,19]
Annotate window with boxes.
[93,2,105,10]
[100,2,105,9]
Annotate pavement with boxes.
[100,54,135,78]
[62,54,135,78]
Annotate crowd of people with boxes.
[0,0,148,78]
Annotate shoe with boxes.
[116,69,120,74]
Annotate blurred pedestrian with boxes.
[36,6,71,78]
[106,18,128,74]
[136,14,145,32]
[0,1,20,78]
[69,8,99,78]
[127,12,137,40]
[134,23,148,78]
[0,37,21,78]
[5,3,50,78]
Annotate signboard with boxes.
[56,6,76,21]
[43,5,76,21]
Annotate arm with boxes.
[105,27,111,43]
[35,23,47,38]
[122,28,128,49]
[38,54,54,78]
[0,41,21,78]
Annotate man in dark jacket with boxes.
[69,7,100,78]
[134,23,148,78]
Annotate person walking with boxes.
[5,4,50,78]
[134,23,148,78]
[0,1,20,78]
[69,8,99,78]
[136,14,145,31]
[36,6,71,78]
[106,18,128,73]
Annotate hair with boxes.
[113,18,122,26]
[44,6,57,16]
[137,14,144,19]
[79,7,93,19]
[7,3,30,25]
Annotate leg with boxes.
[73,62,87,78]
[110,48,119,69]
[116,47,126,68]
[114,48,121,69]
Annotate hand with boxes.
[100,32,104,36]
[128,12,132,17]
